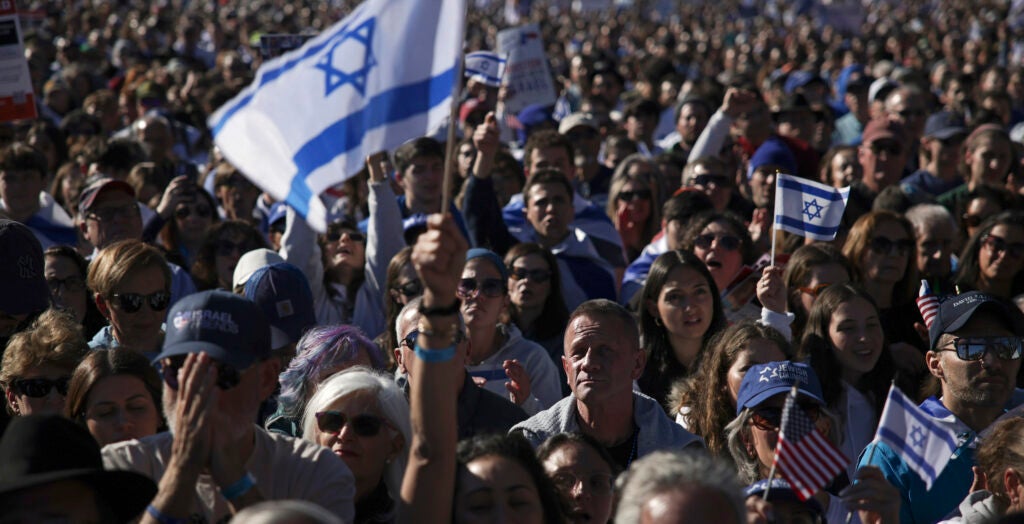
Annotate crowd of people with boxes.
[5,0,1024,522]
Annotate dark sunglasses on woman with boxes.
[394,280,423,298]
[750,402,821,431]
[315,410,392,437]
[325,231,367,243]
[868,236,913,256]
[12,377,71,398]
[694,234,741,251]
[511,268,552,283]
[111,291,171,313]
[457,277,505,298]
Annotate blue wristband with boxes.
[221,472,256,500]
[414,342,457,362]
[147,505,188,524]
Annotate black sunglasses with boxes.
[394,279,423,298]
[942,336,1023,362]
[160,356,243,390]
[617,189,652,202]
[982,234,1024,259]
[315,410,392,437]
[47,275,85,294]
[175,206,212,220]
[869,141,903,156]
[511,268,552,283]
[457,277,505,299]
[402,329,466,349]
[111,291,171,313]
[868,236,913,256]
[963,213,988,229]
[694,234,741,251]
[12,377,71,398]
[693,174,731,187]
[326,230,367,243]
[750,403,821,431]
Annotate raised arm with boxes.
[359,153,404,337]
[399,213,468,524]
[462,112,518,254]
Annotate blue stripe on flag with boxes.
[778,176,846,201]
[211,18,364,135]
[890,390,959,450]
[465,68,503,84]
[282,66,457,210]
[878,427,940,480]
[775,215,842,236]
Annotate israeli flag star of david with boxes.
[209,0,466,231]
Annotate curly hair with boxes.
[680,211,756,267]
[667,320,791,458]
[1,309,89,413]
[977,417,1024,507]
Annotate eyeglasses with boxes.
[217,239,253,257]
[111,291,171,313]
[550,471,615,497]
[394,279,423,297]
[617,189,652,202]
[47,275,85,294]
[457,277,506,299]
[160,356,243,390]
[868,236,913,256]
[693,174,731,187]
[315,410,393,437]
[174,206,212,220]
[402,328,466,349]
[963,213,988,229]
[750,403,821,431]
[982,234,1024,259]
[12,377,70,398]
[511,268,552,283]
[85,203,140,222]
[798,283,831,297]
[869,141,903,156]
[694,234,741,251]
[942,336,1023,361]
[325,230,367,243]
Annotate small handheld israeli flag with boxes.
[208,0,466,232]
[871,385,959,490]
[465,51,506,87]
[773,173,850,241]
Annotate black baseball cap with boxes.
[156,290,271,369]
[928,291,1024,350]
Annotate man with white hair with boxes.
[905,203,959,295]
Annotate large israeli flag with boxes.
[773,173,850,241]
[873,385,959,490]
[208,0,466,231]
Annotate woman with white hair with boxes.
[302,367,410,524]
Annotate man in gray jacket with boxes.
[512,299,704,469]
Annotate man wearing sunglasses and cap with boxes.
[858,291,1024,524]
[102,290,355,523]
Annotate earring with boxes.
[654,317,663,327]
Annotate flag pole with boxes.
[763,382,799,501]
[440,2,470,215]
[769,170,780,267]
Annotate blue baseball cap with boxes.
[242,262,316,350]
[736,361,824,415]
[466,248,509,280]
[155,290,271,370]
[744,479,824,515]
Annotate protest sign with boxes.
[496,23,557,115]
[0,1,36,122]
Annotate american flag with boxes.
[773,387,848,501]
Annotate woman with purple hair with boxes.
[265,324,386,437]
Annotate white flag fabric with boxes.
[465,51,506,87]
[773,173,850,241]
[208,0,466,232]
[872,385,959,490]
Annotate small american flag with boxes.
[773,387,848,500]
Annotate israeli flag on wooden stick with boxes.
[208,0,466,232]
[773,173,850,241]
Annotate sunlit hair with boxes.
[302,367,410,501]
[681,211,756,266]
[380,246,415,356]
[726,403,841,485]
[977,417,1024,506]
[277,325,385,422]
[800,283,896,418]
[783,243,855,341]
[841,210,918,306]
[615,450,745,524]
[668,320,790,458]
[607,154,663,247]
[87,239,171,298]
[1,309,89,414]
